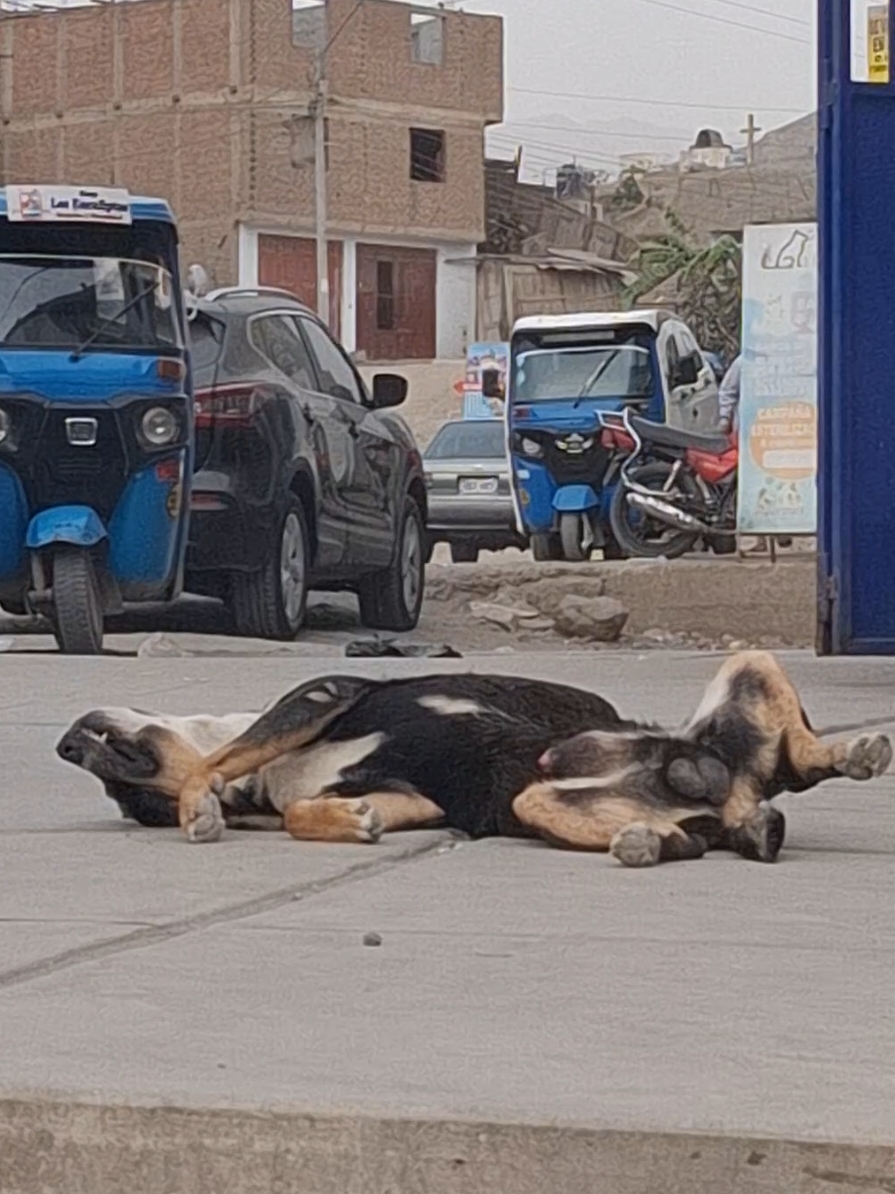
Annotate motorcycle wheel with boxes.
[52,547,104,655]
[609,462,701,560]
[559,511,591,561]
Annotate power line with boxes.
[630,0,810,44]
[701,0,810,28]
[508,86,808,116]
[500,121,742,145]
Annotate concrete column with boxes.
[237,224,258,286]
[340,237,357,353]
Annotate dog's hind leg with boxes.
[282,790,445,844]
[710,651,892,791]
[691,653,891,862]
[511,782,708,867]
[176,676,375,843]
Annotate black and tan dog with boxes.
[56,651,892,867]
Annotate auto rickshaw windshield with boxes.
[0,254,181,352]
[512,334,657,404]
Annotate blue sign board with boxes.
[818,0,895,652]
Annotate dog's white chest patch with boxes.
[417,696,485,717]
[261,732,386,812]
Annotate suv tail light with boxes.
[194,384,268,429]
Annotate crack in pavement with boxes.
[0,837,449,993]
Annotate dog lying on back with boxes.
[57,651,892,868]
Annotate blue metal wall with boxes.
[818,0,895,653]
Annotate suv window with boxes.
[188,311,226,387]
[250,314,316,390]
[297,316,363,404]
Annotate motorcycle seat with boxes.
[628,416,731,455]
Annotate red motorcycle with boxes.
[598,408,738,559]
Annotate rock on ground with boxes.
[551,594,629,642]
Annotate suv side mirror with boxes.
[371,372,407,409]
[481,368,504,400]
[671,354,699,388]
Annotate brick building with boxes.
[0,0,504,360]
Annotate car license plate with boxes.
[459,477,498,494]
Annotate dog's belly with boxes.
[312,676,631,837]
[259,733,387,813]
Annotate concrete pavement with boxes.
[2,650,895,1192]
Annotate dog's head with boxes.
[56,707,256,827]
[57,709,168,783]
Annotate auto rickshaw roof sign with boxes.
[5,185,132,225]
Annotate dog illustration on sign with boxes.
[761,229,811,272]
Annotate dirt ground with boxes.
[0,547,816,657]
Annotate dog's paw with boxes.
[339,799,384,844]
[610,823,662,868]
[728,802,785,864]
[839,734,893,781]
[184,791,225,844]
[284,796,384,844]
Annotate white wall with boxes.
[237,225,477,361]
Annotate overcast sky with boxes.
[13,0,837,178]
[455,0,820,177]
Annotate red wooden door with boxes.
[356,243,436,360]
[257,234,342,339]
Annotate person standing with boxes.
[718,354,741,434]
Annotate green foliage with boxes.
[621,212,742,359]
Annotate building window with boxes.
[376,260,395,330]
[410,128,445,182]
[410,11,444,64]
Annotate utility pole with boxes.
[741,112,762,166]
[312,47,329,325]
[311,0,365,328]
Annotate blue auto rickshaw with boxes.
[486,312,670,561]
[0,185,193,653]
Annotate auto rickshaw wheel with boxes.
[530,533,561,561]
[52,548,104,655]
[559,512,591,561]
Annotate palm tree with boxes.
[622,215,742,361]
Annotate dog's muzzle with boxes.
[56,722,157,780]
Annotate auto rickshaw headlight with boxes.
[520,436,543,458]
[141,406,178,447]
[0,408,9,445]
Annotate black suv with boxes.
[185,287,427,639]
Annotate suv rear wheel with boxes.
[232,500,309,640]
[358,496,425,632]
